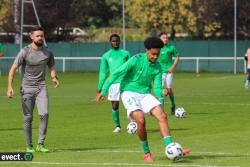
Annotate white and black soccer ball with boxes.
[175,107,187,118]
[126,122,137,134]
[165,142,183,160]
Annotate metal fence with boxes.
[0,56,246,74]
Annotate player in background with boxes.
[7,26,59,153]
[0,42,4,57]
[157,32,180,114]
[244,48,250,88]
[96,34,132,133]
[96,37,190,162]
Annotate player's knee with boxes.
[40,114,49,121]
[111,101,119,110]
[161,112,167,121]
[38,108,49,115]
[167,89,172,95]
[163,89,168,96]
[157,111,167,122]
[24,114,33,123]
[135,116,145,127]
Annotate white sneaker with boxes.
[113,127,121,133]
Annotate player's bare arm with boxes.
[50,66,59,88]
[169,56,180,73]
[95,91,104,101]
[7,63,18,98]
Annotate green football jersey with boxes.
[101,53,163,98]
[98,48,131,90]
[157,43,179,73]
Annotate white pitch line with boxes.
[178,101,250,106]
[0,149,246,167]
[178,75,243,81]
[0,161,240,167]
[192,151,250,156]
[7,147,250,157]
[53,149,250,157]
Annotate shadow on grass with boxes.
[147,128,188,133]
[190,112,210,115]
[0,127,38,131]
[52,146,121,153]
[191,111,226,115]
[0,128,23,131]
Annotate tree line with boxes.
[0,0,249,42]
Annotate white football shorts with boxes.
[108,83,120,101]
[121,91,161,120]
[162,73,173,89]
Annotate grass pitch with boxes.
[0,72,249,167]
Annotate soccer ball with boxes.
[165,142,183,160]
[175,107,187,118]
[126,122,137,134]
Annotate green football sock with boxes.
[158,97,165,111]
[140,140,150,154]
[169,92,175,107]
[112,109,120,127]
[164,136,173,145]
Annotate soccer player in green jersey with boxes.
[158,32,180,114]
[96,37,190,162]
[0,42,4,57]
[96,34,131,133]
